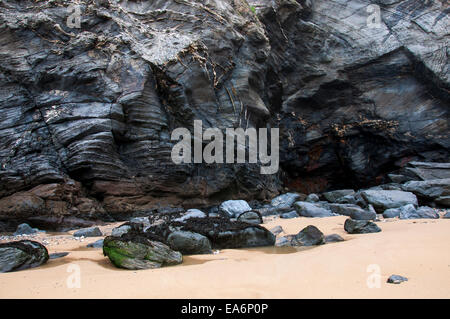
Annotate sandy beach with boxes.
[1,216,449,299]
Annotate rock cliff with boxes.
[0,0,448,223]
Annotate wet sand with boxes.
[1,216,449,298]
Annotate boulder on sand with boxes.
[399,205,439,219]
[344,219,381,234]
[73,227,103,237]
[103,235,182,270]
[291,225,325,246]
[0,240,49,273]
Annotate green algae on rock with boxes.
[103,236,182,270]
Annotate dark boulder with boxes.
[13,223,41,236]
[270,193,303,211]
[167,231,212,255]
[291,226,325,246]
[402,179,450,200]
[344,219,381,234]
[218,200,252,218]
[0,240,49,273]
[399,205,439,219]
[87,239,104,248]
[162,217,275,249]
[323,190,355,203]
[73,227,103,237]
[360,190,418,212]
[280,211,299,219]
[294,202,335,218]
[237,211,263,225]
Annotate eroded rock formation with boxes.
[0,0,448,224]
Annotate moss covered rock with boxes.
[103,236,182,270]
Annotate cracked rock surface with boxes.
[0,0,448,222]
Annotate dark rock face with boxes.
[0,240,49,272]
[344,219,381,234]
[0,0,448,220]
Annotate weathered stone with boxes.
[294,202,335,218]
[306,194,320,203]
[174,209,207,223]
[13,223,41,236]
[237,211,263,225]
[344,219,381,234]
[167,231,212,255]
[270,193,303,209]
[0,240,49,272]
[383,208,401,218]
[269,226,284,236]
[387,275,408,284]
[323,190,355,203]
[292,225,325,246]
[280,211,299,219]
[219,200,252,218]
[325,234,344,243]
[399,205,439,219]
[87,239,104,248]
[402,179,450,199]
[361,190,418,212]
[111,225,132,237]
[73,227,102,237]
[103,236,182,270]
